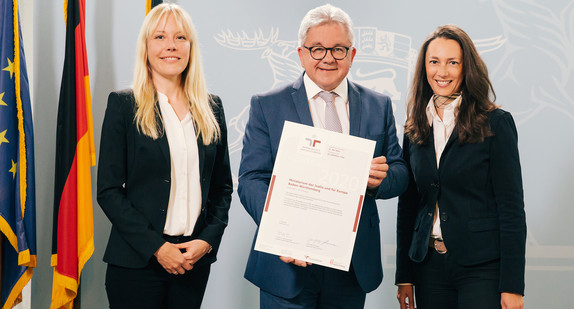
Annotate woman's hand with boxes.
[175,239,211,265]
[501,292,523,309]
[154,242,193,274]
[397,285,415,309]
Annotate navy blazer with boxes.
[238,74,408,298]
[395,108,526,295]
[97,90,233,268]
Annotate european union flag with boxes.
[0,0,37,307]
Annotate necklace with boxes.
[433,92,461,109]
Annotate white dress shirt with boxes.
[425,95,461,240]
[303,74,350,133]
[158,92,202,236]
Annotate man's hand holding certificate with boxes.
[254,121,376,271]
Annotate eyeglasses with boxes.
[303,46,351,60]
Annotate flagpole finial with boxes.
[146,0,164,15]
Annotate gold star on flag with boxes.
[2,58,14,79]
[9,160,17,179]
[0,129,9,146]
[0,92,6,106]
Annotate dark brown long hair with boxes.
[405,25,498,144]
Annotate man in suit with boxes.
[238,4,409,308]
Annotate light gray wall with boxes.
[31,0,574,308]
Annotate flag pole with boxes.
[0,234,3,295]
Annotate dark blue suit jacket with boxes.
[395,109,526,295]
[238,74,408,298]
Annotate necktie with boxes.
[318,91,342,133]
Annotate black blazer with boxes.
[395,109,526,295]
[97,89,233,268]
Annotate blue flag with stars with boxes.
[0,0,37,308]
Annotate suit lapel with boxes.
[424,131,439,174]
[444,126,458,150]
[348,81,362,137]
[291,75,314,126]
[439,126,458,168]
[196,134,206,180]
[156,111,171,164]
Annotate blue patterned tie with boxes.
[318,91,342,133]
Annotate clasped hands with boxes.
[154,239,211,275]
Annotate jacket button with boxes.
[440,213,448,221]
[427,212,433,217]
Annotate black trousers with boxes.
[260,264,366,309]
[413,248,501,309]
[105,260,211,309]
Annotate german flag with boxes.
[50,0,95,308]
[146,0,163,15]
[0,0,37,308]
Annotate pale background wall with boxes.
[27,0,574,308]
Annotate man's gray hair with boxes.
[298,4,354,47]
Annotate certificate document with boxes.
[254,121,376,271]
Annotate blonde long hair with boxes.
[132,3,220,144]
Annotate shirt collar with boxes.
[425,95,462,126]
[157,91,168,105]
[157,91,172,119]
[157,91,191,122]
[303,73,348,103]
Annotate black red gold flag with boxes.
[50,0,95,308]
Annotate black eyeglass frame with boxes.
[303,45,351,60]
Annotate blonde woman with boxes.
[97,4,232,308]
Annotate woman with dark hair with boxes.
[395,25,526,309]
[97,4,232,308]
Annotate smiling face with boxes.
[297,22,356,91]
[147,13,190,84]
[425,38,463,96]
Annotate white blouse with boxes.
[158,92,202,236]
